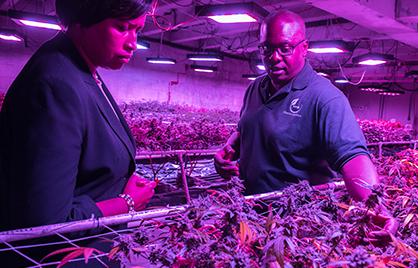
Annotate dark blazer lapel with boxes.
[53,32,136,166]
[84,76,136,162]
[99,79,137,155]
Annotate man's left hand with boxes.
[368,208,399,246]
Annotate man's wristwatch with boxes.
[118,193,135,213]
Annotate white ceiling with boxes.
[1,0,418,91]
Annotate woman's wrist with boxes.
[118,193,135,213]
[96,197,129,217]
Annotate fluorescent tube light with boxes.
[146,57,176,64]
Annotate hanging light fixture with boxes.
[334,77,350,84]
[317,72,329,77]
[352,53,395,66]
[242,74,259,81]
[315,69,330,77]
[146,57,176,64]
[146,32,176,65]
[191,64,217,73]
[8,10,62,31]
[187,53,223,62]
[359,85,387,93]
[378,90,404,96]
[308,40,350,54]
[195,2,268,23]
[136,40,150,50]
[256,64,265,71]
[0,29,23,42]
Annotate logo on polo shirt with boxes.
[290,98,301,114]
[283,98,302,117]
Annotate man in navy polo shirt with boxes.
[215,10,397,238]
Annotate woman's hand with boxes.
[123,173,156,211]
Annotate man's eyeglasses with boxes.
[258,39,306,57]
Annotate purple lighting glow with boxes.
[17,19,62,30]
[9,10,62,31]
[378,90,404,96]
[0,33,22,42]
[194,68,214,73]
[358,59,387,66]
[308,41,350,54]
[196,3,267,24]
[136,44,148,49]
[146,57,176,65]
[136,41,150,50]
[317,72,329,77]
[187,54,223,62]
[191,64,217,73]
[242,74,258,80]
[256,64,266,71]
[352,53,394,66]
[335,78,349,84]
[308,48,346,54]
[208,14,256,23]
[360,87,384,92]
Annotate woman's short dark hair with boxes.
[56,0,154,27]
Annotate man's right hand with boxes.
[214,144,240,179]
[123,173,156,211]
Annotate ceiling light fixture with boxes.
[242,74,259,81]
[378,90,404,96]
[195,2,268,23]
[187,53,223,62]
[352,53,394,66]
[0,29,23,42]
[308,40,350,54]
[208,14,256,23]
[360,86,387,93]
[334,77,350,84]
[191,64,217,73]
[256,64,265,71]
[136,40,150,50]
[146,57,176,65]
[8,10,62,31]
[315,69,330,77]
[146,33,175,64]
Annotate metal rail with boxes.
[0,181,346,243]
[2,141,414,243]
[135,140,418,161]
[0,206,187,243]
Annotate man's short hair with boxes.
[261,10,306,37]
[55,0,154,27]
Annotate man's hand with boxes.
[214,144,239,179]
[368,207,399,246]
[123,173,156,211]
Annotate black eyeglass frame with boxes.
[258,39,306,57]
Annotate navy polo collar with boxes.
[260,61,314,101]
[292,61,313,90]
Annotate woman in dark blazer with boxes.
[0,0,156,232]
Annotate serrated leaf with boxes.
[284,237,296,253]
[403,213,414,227]
[83,248,94,264]
[58,249,85,268]
[335,203,349,210]
[402,197,409,208]
[108,246,120,260]
[41,247,80,262]
[273,237,285,267]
